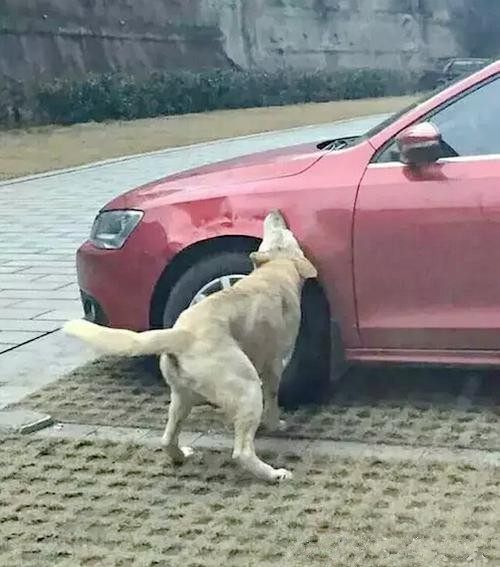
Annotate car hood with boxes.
[111,142,327,208]
[105,112,390,209]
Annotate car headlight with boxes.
[89,210,143,249]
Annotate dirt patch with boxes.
[13,357,500,451]
[0,434,498,567]
[0,95,416,181]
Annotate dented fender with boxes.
[98,139,376,345]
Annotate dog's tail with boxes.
[63,319,191,357]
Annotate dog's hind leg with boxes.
[231,380,292,483]
[260,358,286,432]
[162,388,194,464]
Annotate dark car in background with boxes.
[438,57,492,86]
[419,57,492,91]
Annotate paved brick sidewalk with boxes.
[0,115,384,406]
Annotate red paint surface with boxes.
[355,157,500,350]
[78,60,500,367]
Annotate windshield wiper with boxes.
[317,136,359,151]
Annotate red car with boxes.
[78,59,500,406]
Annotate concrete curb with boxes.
[33,422,500,468]
[0,113,388,187]
[0,409,53,434]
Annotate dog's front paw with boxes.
[276,419,287,432]
[260,418,287,433]
[180,446,194,458]
[164,443,195,465]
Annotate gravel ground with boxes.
[13,357,500,451]
[0,434,498,567]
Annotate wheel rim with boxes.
[189,273,294,367]
[190,274,247,306]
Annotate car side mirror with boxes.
[396,122,442,166]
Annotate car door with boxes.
[354,76,500,351]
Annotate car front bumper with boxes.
[76,239,169,331]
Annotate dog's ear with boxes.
[250,251,272,268]
[293,257,318,279]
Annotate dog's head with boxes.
[250,210,317,279]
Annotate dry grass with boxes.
[14,357,500,451]
[0,96,416,181]
[0,434,497,566]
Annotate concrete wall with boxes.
[0,0,470,81]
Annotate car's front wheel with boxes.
[162,251,331,408]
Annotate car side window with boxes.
[376,76,500,163]
[376,140,400,163]
[429,77,500,157]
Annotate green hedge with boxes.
[0,79,27,127]
[1,68,416,128]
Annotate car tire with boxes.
[162,251,331,408]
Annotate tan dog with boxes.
[64,210,317,482]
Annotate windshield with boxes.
[362,74,471,139]
[362,90,437,139]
